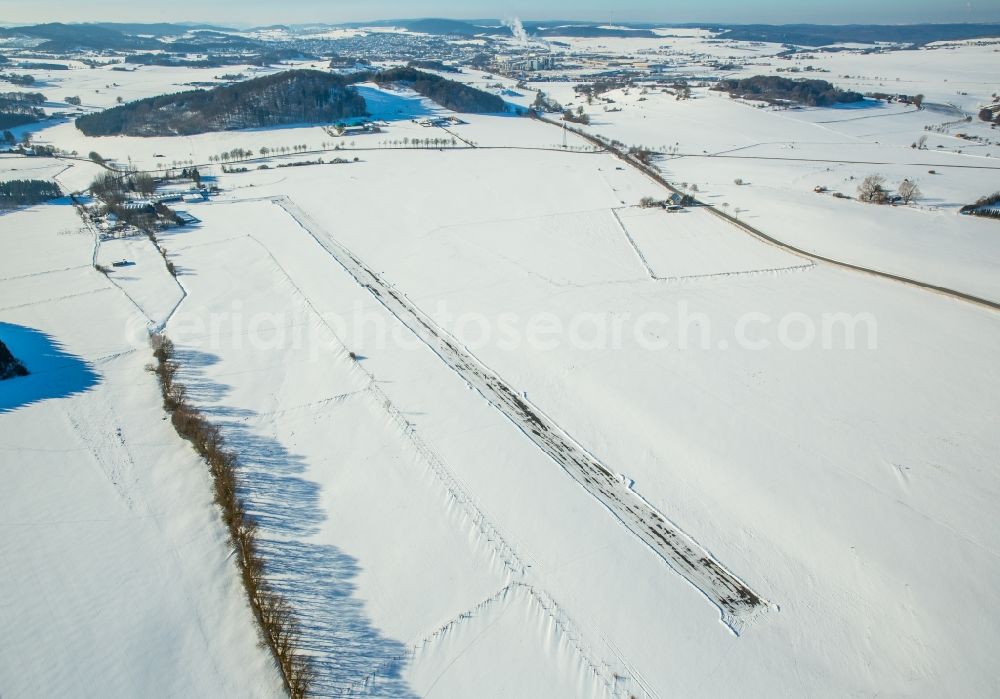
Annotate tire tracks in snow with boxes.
[241,230,528,580]
[342,582,655,698]
[271,195,771,635]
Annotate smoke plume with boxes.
[502,17,529,44]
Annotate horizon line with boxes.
[3,18,1000,29]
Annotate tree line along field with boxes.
[0,179,61,208]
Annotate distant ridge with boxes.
[333,18,657,38]
[2,19,997,49]
[698,22,1000,46]
[327,19,1000,43]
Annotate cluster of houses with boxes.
[333,121,384,137]
[640,192,692,211]
[96,186,210,238]
[133,189,209,208]
[664,192,690,211]
[118,189,208,213]
[412,116,466,127]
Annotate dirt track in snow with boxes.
[271,195,770,634]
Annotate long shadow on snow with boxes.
[259,539,417,698]
[174,348,415,698]
[0,322,99,413]
[172,347,234,405]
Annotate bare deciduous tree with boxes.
[858,174,888,204]
[898,179,921,204]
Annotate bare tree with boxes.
[858,174,888,204]
[898,179,921,204]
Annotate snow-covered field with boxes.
[2,31,1000,699]
[439,41,1000,301]
[0,195,284,697]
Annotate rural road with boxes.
[536,114,1000,311]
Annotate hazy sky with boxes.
[0,0,996,27]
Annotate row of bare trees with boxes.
[150,336,313,697]
[379,136,462,148]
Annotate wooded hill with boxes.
[712,76,864,107]
[368,67,505,113]
[75,70,367,136]
[0,91,46,130]
[75,67,506,137]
